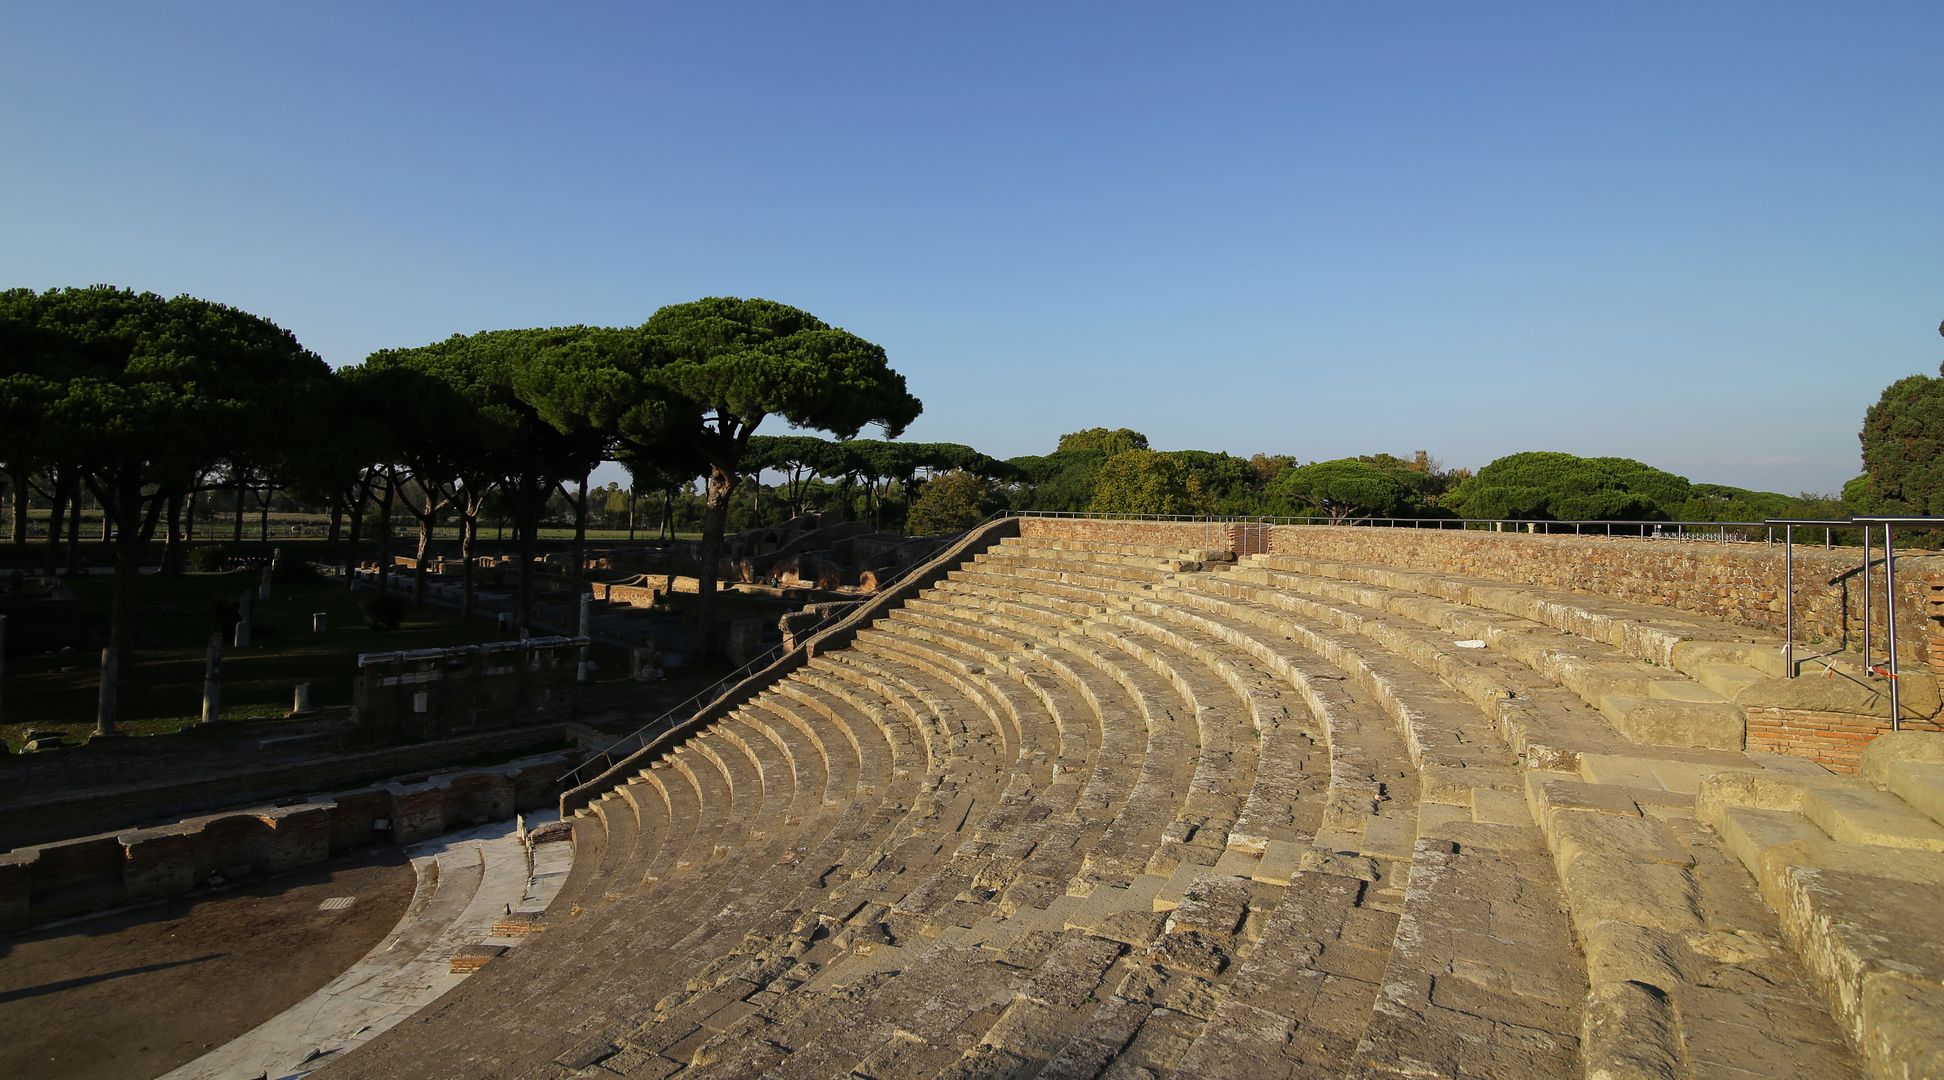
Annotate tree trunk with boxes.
[162,492,184,576]
[696,465,737,652]
[44,469,68,575]
[342,471,373,590]
[376,469,396,595]
[232,476,246,543]
[413,502,436,605]
[572,470,590,585]
[184,485,198,546]
[258,483,273,543]
[8,468,28,554]
[460,503,479,621]
[328,500,343,546]
[100,469,167,727]
[65,484,84,575]
[627,484,637,541]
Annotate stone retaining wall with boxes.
[0,724,572,851]
[0,753,569,931]
[1019,517,1236,553]
[1263,525,1942,664]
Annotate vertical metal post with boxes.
[1784,524,1794,678]
[1885,524,1900,730]
[1863,527,1872,672]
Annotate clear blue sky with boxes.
[4,3,1939,495]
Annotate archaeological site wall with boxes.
[0,753,568,930]
[1264,525,1941,661]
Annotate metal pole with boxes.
[1885,524,1900,731]
[1863,527,1872,673]
[1784,524,1794,678]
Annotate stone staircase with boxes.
[313,533,1944,1079]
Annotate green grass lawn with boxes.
[3,571,505,751]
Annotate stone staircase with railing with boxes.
[315,531,1944,1079]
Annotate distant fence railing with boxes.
[1002,509,1826,544]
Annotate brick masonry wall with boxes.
[1746,707,1944,774]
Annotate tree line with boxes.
[1,288,920,727]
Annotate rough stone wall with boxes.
[598,582,661,608]
[0,754,569,930]
[1019,517,1236,552]
[1266,525,1942,665]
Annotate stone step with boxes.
[1887,759,1944,831]
[1687,658,1774,702]
[1696,739,1944,1080]
[1218,565,1750,752]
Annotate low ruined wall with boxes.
[349,637,583,748]
[0,724,572,852]
[0,753,570,931]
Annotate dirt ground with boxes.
[0,848,415,1080]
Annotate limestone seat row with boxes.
[324,537,1478,1077]
[1696,732,1944,1080]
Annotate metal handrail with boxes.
[556,526,970,789]
[1000,509,1775,541]
[1772,515,1944,731]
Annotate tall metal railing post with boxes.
[1885,523,1900,731]
[1863,527,1872,674]
[1784,524,1795,678]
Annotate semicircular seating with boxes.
[318,529,1911,1079]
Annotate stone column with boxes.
[94,646,119,737]
[312,612,329,633]
[577,592,592,684]
[291,682,312,715]
[258,561,273,601]
[235,590,253,648]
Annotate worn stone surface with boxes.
[306,529,1903,1080]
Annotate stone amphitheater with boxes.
[318,518,1944,1080]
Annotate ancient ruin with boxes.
[260,516,1942,1080]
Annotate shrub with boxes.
[188,545,227,573]
[359,593,410,631]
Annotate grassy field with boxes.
[2,571,509,751]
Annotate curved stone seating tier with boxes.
[320,533,1900,1078]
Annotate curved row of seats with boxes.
[323,533,1902,1079]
